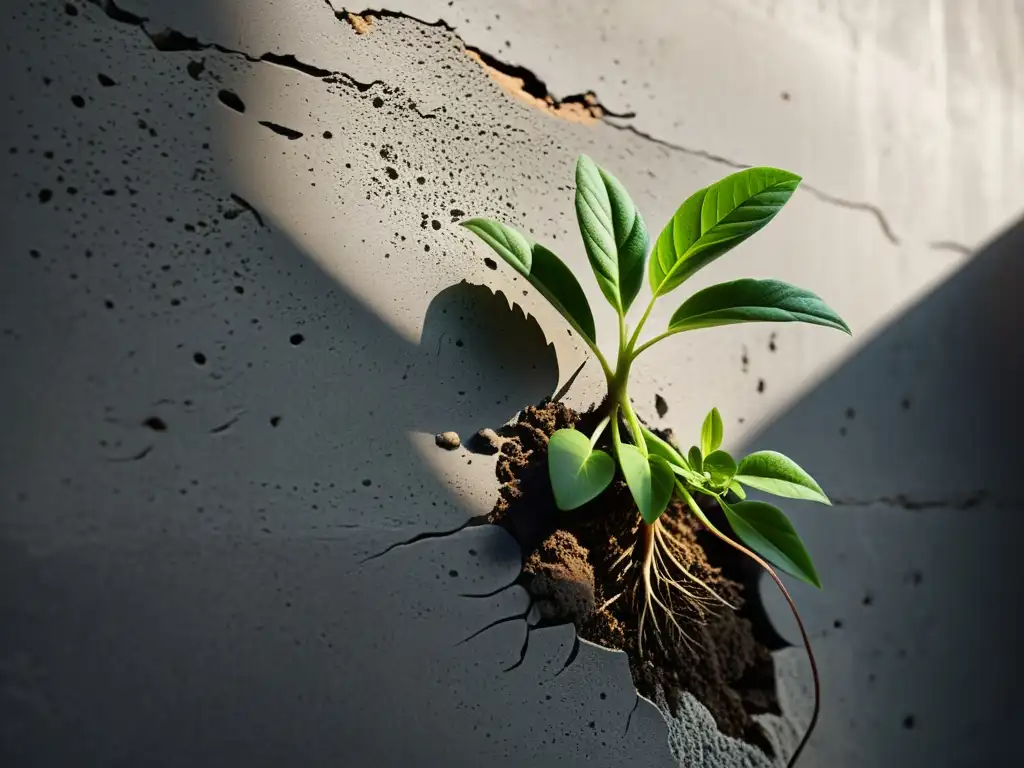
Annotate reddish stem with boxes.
[701,524,820,768]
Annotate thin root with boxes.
[636,519,734,657]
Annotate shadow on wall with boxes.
[420,281,559,438]
[735,217,1024,766]
[0,2,675,761]
[0,199,667,767]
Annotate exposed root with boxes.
[634,518,733,658]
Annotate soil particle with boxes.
[655,393,669,417]
[466,427,504,455]
[435,430,461,450]
[488,401,779,754]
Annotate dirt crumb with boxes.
[435,431,461,450]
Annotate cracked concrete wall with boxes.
[2,1,1022,767]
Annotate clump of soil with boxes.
[488,400,780,754]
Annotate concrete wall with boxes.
[2,1,1022,766]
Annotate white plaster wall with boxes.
[2,1,1022,767]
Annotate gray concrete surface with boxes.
[2,0,1022,766]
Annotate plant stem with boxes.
[630,330,675,361]
[677,484,819,768]
[589,415,611,448]
[626,294,658,353]
[590,345,614,382]
[610,403,622,453]
[621,397,647,456]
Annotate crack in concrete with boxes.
[327,2,631,123]
[455,603,533,647]
[227,193,266,227]
[359,517,485,562]
[209,412,244,434]
[606,121,751,170]
[106,444,154,462]
[324,3,455,32]
[460,576,522,599]
[833,490,989,511]
[88,0,387,94]
[91,0,910,245]
[930,239,973,256]
[258,121,304,140]
[553,632,581,677]
[608,120,901,245]
[802,185,900,245]
[324,3,909,246]
[504,625,532,672]
[622,693,640,737]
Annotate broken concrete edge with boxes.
[578,637,788,767]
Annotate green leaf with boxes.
[462,218,597,345]
[617,444,675,524]
[700,407,723,456]
[728,480,747,500]
[548,429,615,510]
[718,499,821,588]
[575,155,649,314]
[641,425,690,471]
[688,445,703,474]
[649,167,801,296]
[669,278,850,334]
[735,451,830,505]
[648,456,676,524]
[703,450,736,489]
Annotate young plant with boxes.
[462,156,850,766]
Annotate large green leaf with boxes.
[462,219,597,345]
[575,155,649,314]
[618,444,675,524]
[700,407,723,456]
[735,450,830,505]
[649,167,801,296]
[548,429,615,510]
[719,499,821,588]
[669,278,850,334]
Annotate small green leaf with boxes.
[735,450,830,505]
[575,155,649,314]
[641,425,690,471]
[462,218,597,345]
[617,444,675,524]
[718,498,821,588]
[700,407,723,456]
[688,445,703,474]
[649,167,801,296]
[548,429,615,510]
[728,480,747,500]
[669,278,850,334]
[703,450,736,489]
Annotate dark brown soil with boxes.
[488,400,780,754]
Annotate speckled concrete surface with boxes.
[2,1,1022,766]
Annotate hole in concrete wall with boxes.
[217,89,245,113]
[418,281,558,438]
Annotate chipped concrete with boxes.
[2,0,1023,766]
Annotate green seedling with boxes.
[462,156,850,766]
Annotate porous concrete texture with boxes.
[2,1,1022,767]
